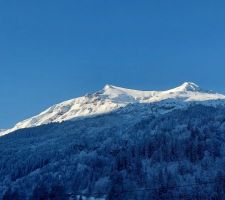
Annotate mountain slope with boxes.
[1,82,225,136]
[1,104,225,199]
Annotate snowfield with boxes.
[1,82,225,136]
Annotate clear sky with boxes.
[1,0,225,128]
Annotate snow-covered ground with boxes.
[1,82,225,136]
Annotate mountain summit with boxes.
[1,82,225,136]
[170,82,201,92]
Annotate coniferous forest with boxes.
[1,104,225,199]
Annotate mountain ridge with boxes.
[1,82,225,136]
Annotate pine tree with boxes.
[49,183,68,200]
[30,183,49,200]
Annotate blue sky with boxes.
[1,0,225,128]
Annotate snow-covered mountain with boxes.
[1,82,225,136]
[1,84,225,199]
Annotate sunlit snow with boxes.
[1,82,225,136]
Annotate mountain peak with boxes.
[103,84,116,90]
[181,82,200,90]
[2,82,225,137]
[172,82,201,92]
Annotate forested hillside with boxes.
[1,104,225,199]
